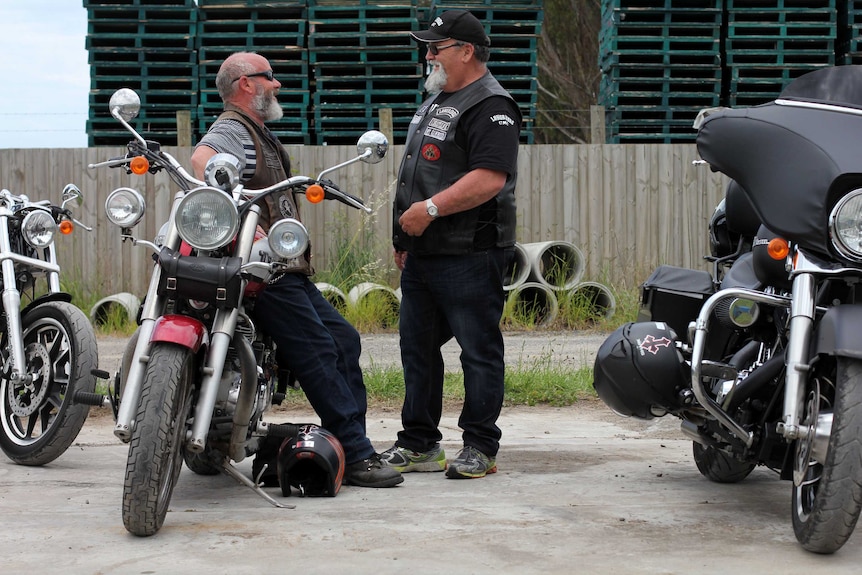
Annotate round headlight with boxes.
[105,187,146,228]
[268,218,309,259]
[21,210,57,248]
[174,186,238,250]
[830,189,862,261]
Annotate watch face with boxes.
[426,200,438,217]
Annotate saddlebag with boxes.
[157,247,243,308]
[637,265,714,339]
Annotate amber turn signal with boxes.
[767,237,790,260]
[59,220,74,235]
[130,156,149,175]
[306,184,325,203]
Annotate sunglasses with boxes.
[232,70,275,83]
[428,42,464,55]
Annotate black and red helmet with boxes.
[277,424,345,497]
[593,322,689,419]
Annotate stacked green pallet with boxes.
[197,0,309,144]
[430,0,543,144]
[308,0,423,145]
[85,0,198,146]
[599,0,722,143]
[726,0,836,106]
[838,0,862,64]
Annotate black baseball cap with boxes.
[411,9,490,46]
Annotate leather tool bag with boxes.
[156,247,243,308]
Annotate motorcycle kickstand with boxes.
[218,459,296,510]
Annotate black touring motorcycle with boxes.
[594,65,862,554]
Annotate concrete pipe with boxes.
[507,281,559,328]
[347,282,401,327]
[568,281,617,321]
[504,242,531,292]
[522,241,585,290]
[315,282,348,314]
[89,292,141,327]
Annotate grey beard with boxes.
[254,90,284,122]
[424,65,447,94]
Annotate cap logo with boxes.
[432,16,444,27]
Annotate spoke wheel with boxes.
[0,302,97,465]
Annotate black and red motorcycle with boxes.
[87,88,388,536]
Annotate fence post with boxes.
[590,105,605,144]
[378,108,393,143]
[176,110,192,147]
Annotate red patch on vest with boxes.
[421,144,441,161]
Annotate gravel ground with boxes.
[95,330,610,375]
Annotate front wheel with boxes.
[122,342,195,537]
[0,301,98,465]
[792,358,862,554]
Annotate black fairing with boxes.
[696,65,862,260]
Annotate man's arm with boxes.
[191,144,218,180]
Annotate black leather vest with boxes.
[216,107,311,275]
[393,72,519,255]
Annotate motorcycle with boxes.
[0,184,98,465]
[87,88,388,536]
[594,64,862,554]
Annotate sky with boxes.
[0,2,89,149]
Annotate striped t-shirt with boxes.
[196,119,258,182]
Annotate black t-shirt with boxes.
[431,92,521,248]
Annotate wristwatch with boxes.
[425,198,439,219]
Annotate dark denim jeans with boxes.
[252,273,373,464]
[396,248,512,457]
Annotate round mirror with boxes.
[356,130,388,164]
[109,88,141,122]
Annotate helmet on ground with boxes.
[593,322,689,420]
[277,424,345,497]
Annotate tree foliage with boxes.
[535,0,601,144]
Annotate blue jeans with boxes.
[252,273,373,464]
[396,248,512,457]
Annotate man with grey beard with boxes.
[191,51,403,491]
[381,11,522,479]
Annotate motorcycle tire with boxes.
[122,342,195,537]
[692,442,756,483]
[0,301,98,465]
[792,357,862,554]
[183,446,221,476]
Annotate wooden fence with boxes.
[0,144,728,298]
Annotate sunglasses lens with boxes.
[429,45,438,55]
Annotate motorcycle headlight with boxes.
[268,218,308,259]
[830,189,862,261]
[21,210,57,248]
[105,187,146,228]
[174,186,239,250]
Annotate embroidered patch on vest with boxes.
[279,194,295,218]
[421,143,441,161]
[435,106,459,119]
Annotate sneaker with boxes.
[445,446,497,479]
[380,444,447,473]
[344,453,404,488]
